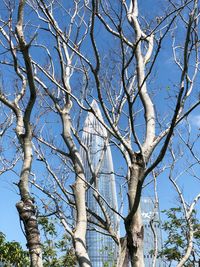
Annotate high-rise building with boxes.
[141,197,166,267]
[80,101,166,266]
[80,100,118,266]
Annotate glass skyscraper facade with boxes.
[141,197,166,267]
[80,100,118,266]
[80,101,166,266]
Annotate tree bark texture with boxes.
[14,2,43,265]
[61,111,92,267]
[16,133,43,267]
[125,207,144,267]
[117,237,130,267]
[124,155,145,267]
[73,174,92,267]
[16,200,43,267]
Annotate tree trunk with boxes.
[61,111,91,266]
[124,156,145,267]
[176,227,194,267]
[16,200,43,267]
[72,173,92,267]
[14,1,43,264]
[117,237,130,267]
[16,133,43,267]
[125,207,144,267]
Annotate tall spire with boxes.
[83,100,107,138]
[80,101,119,266]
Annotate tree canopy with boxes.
[0,1,200,266]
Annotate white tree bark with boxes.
[1,1,197,266]
[15,1,43,266]
[61,110,92,267]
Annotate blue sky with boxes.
[0,174,25,246]
[0,0,199,259]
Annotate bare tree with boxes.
[0,0,200,267]
[166,123,200,267]
[80,1,199,266]
[0,1,43,266]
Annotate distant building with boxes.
[80,101,118,266]
[141,197,166,267]
[79,101,166,266]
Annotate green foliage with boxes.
[0,216,77,267]
[38,217,77,267]
[39,217,57,236]
[160,207,200,266]
[99,243,115,267]
[0,232,29,266]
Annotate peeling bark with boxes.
[16,130,43,267]
[16,200,42,267]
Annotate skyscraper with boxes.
[80,100,118,266]
[141,197,166,267]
